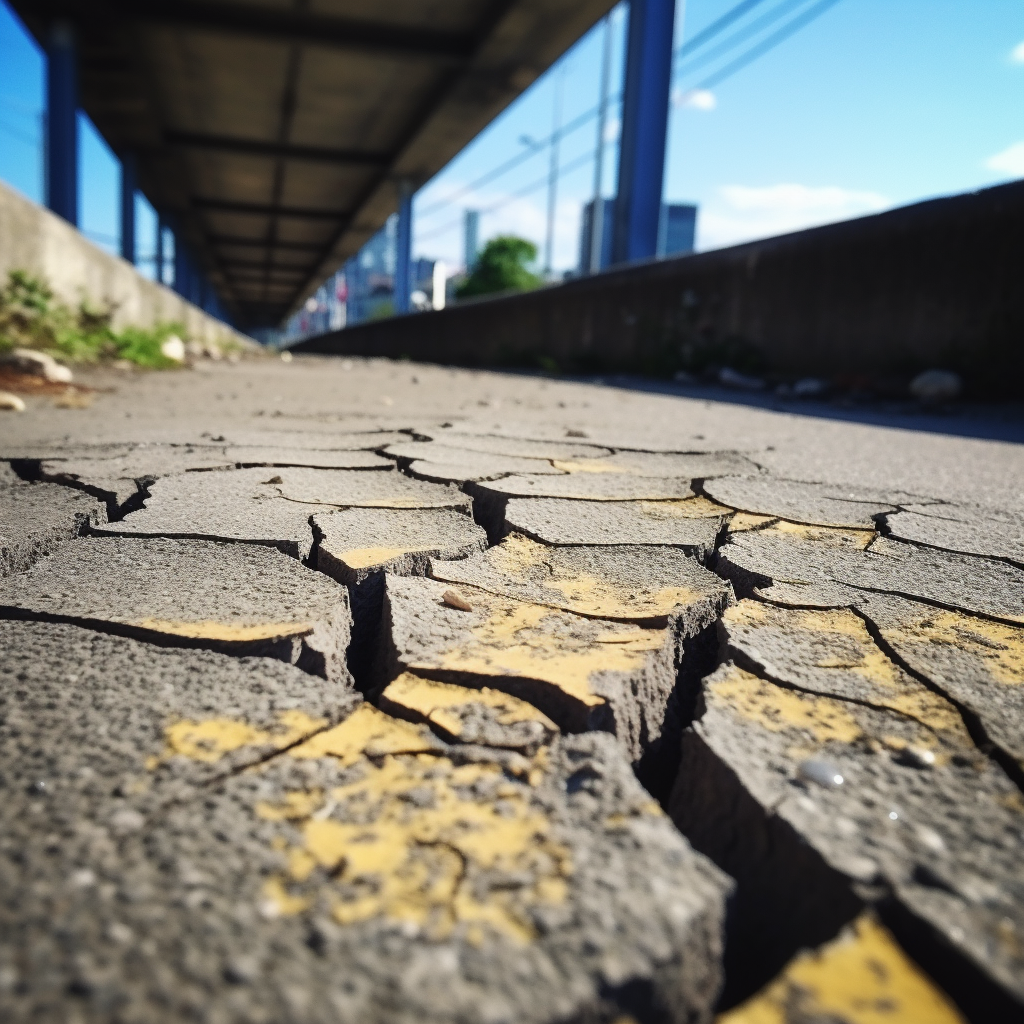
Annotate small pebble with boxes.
[442,589,473,612]
[797,758,844,788]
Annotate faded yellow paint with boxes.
[464,533,702,620]
[153,709,327,765]
[289,704,439,766]
[879,608,1024,687]
[728,512,777,533]
[638,496,730,519]
[135,618,312,641]
[718,912,965,1024]
[381,672,556,740]
[261,876,310,917]
[763,519,875,550]
[336,545,423,569]
[709,664,863,744]
[258,750,571,942]
[724,603,970,742]
[432,595,667,708]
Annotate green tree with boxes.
[456,236,542,299]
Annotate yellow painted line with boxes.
[381,671,557,740]
[718,912,965,1024]
[135,619,313,642]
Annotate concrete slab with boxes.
[719,600,973,748]
[101,467,470,559]
[413,428,613,460]
[315,507,487,587]
[431,532,731,628]
[885,503,1024,566]
[378,671,559,753]
[671,662,1024,1010]
[0,694,730,1024]
[1,479,105,576]
[227,447,393,470]
[0,536,354,682]
[703,476,912,529]
[380,575,679,762]
[219,429,410,450]
[0,618,358,808]
[384,441,567,482]
[502,496,725,556]
[470,472,697,502]
[859,593,1024,774]
[717,521,1024,624]
[549,450,758,478]
[39,444,234,514]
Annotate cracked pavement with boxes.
[1,355,1022,1023]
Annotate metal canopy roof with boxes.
[12,0,615,327]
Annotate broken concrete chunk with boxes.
[717,521,1024,624]
[720,600,973,746]
[470,471,697,503]
[384,441,566,482]
[101,467,469,559]
[551,450,757,478]
[858,593,1024,774]
[500,496,725,555]
[315,507,487,586]
[412,429,613,460]
[379,671,559,752]
[0,479,105,576]
[0,536,354,683]
[672,663,1024,1010]
[718,913,966,1024]
[0,697,731,1024]
[0,619,357,809]
[431,533,731,629]
[39,444,234,515]
[837,536,1024,625]
[886,502,1024,566]
[220,429,409,451]
[704,476,905,528]
[380,575,679,762]
[226,447,393,470]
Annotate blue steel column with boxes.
[393,182,413,315]
[155,216,166,284]
[120,153,137,264]
[611,0,676,265]
[45,20,78,225]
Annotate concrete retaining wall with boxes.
[296,179,1024,392]
[0,180,252,347]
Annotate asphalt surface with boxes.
[1,353,1022,1024]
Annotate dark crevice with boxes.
[9,458,40,481]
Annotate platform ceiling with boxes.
[12,1,616,327]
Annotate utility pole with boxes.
[543,63,565,277]
[588,14,614,274]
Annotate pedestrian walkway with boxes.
[1,355,1021,1022]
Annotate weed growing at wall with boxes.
[0,270,184,368]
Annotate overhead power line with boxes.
[691,0,844,90]
[674,0,771,60]
[676,0,815,76]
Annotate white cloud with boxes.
[1011,39,1024,63]
[986,140,1024,177]
[672,88,716,111]
[697,183,890,250]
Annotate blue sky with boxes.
[2,0,1022,282]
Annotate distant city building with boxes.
[464,209,480,271]
[658,203,697,259]
[578,199,698,273]
[578,198,614,273]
